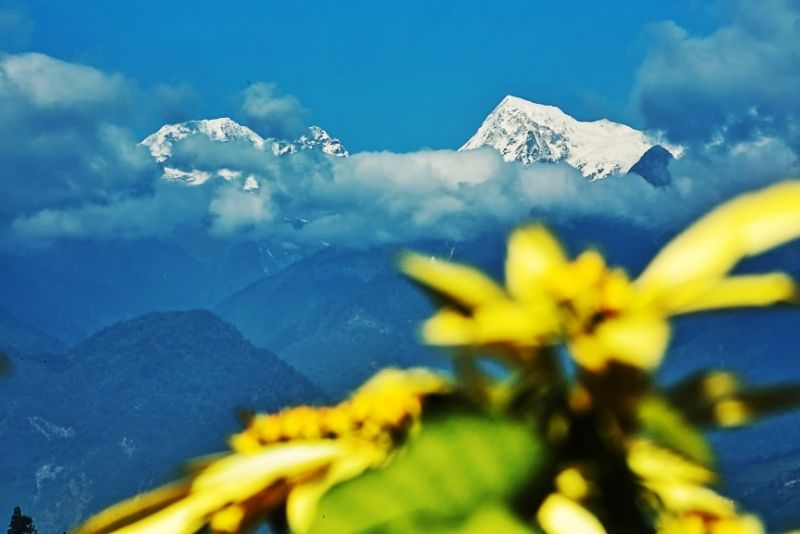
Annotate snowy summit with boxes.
[460,95,681,180]
[141,118,267,164]
[140,118,348,186]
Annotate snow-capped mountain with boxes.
[460,95,681,180]
[141,118,267,163]
[274,126,348,158]
[140,118,348,186]
[142,99,680,189]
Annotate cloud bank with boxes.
[633,0,800,149]
[11,137,799,247]
[0,52,153,225]
[2,44,799,250]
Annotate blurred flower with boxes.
[537,492,607,534]
[401,180,800,533]
[400,180,800,372]
[75,181,800,534]
[74,368,450,534]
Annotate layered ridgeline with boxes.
[215,223,665,396]
[461,95,682,184]
[2,96,799,530]
[0,310,323,533]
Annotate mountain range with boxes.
[139,95,681,186]
[3,95,799,531]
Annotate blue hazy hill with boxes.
[0,309,324,532]
[1,214,799,529]
[0,237,296,344]
[0,308,66,360]
[217,244,446,395]
[216,218,665,395]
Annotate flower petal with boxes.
[109,492,220,534]
[537,493,607,534]
[73,482,190,534]
[421,307,477,345]
[671,273,798,315]
[79,443,345,534]
[644,481,736,517]
[658,512,764,534]
[569,314,670,371]
[505,224,567,300]
[398,251,506,309]
[287,445,383,533]
[637,180,800,304]
[627,439,715,486]
[472,300,560,346]
[192,442,344,499]
[421,301,560,348]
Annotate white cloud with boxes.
[239,82,309,138]
[3,51,799,250]
[0,52,149,225]
[632,0,800,147]
[1,52,132,109]
[14,136,798,248]
[208,183,276,235]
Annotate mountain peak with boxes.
[297,125,349,157]
[461,95,681,180]
[140,118,349,186]
[141,117,266,163]
[187,117,262,140]
[497,95,570,119]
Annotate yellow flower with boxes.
[400,181,800,372]
[627,439,766,533]
[74,368,450,534]
[657,512,765,534]
[75,181,800,534]
[554,466,593,501]
[537,492,607,534]
[74,443,347,534]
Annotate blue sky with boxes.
[6,0,719,151]
[1,0,798,246]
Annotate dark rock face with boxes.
[629,145,674,187]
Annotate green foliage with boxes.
[309,403,546,533]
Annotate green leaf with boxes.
[308,404,547,533]
[361,501,541,534]
[448,502,541,534]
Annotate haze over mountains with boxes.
[2,94,799,530]
[2,310,323,531]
